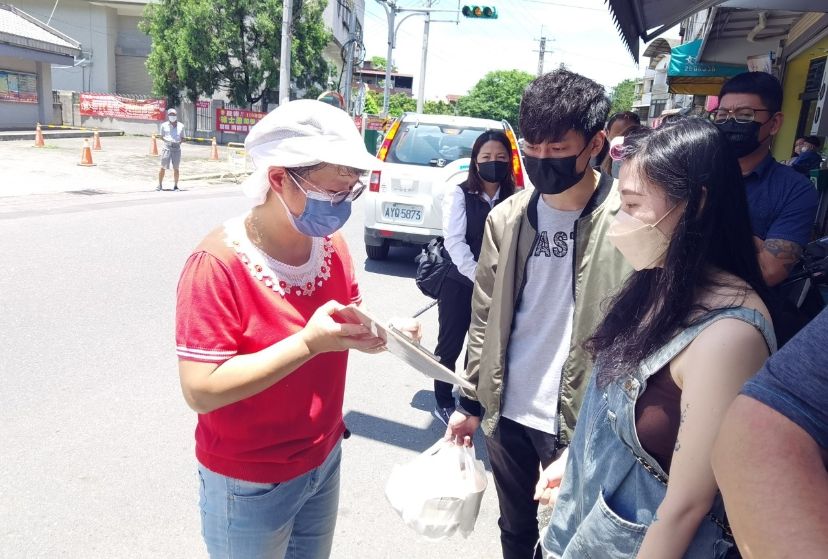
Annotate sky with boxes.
[360,0,647,100]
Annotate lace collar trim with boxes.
[223,213,335,297]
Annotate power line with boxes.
[516,0,604,11]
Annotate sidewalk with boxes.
[1,135,248,199]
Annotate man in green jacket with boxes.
[447,69,631,559]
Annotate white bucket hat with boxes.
[241,99,382,204]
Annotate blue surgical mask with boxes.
[277,173,353,237]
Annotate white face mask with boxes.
[606,206,679,271]
[169,116,177,123]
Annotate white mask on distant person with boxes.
[169,116,177,123]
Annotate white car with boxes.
[363,113,525,260]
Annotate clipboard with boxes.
[336,305,474,390]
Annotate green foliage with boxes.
[362,91,454,117]
[610,78,637,114]
[364,90,381,114]
[370,56,387,70]
[387,93,416,117]
[423,99,454,116]
[142,0,332,109]
[455,69,535,130]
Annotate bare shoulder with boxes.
[673,273,772,387]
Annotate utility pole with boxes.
[376,0,459,116]
[416,1,434,113]
[279,0,293,104]
[378,0,397,117]
[533,33,555,77]
[343,1,358,113]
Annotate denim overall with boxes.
[543,307,776,558]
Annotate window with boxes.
[650,100,667,119]
[795,56,827,141]
[386,124,489,167]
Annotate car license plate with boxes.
[383,203,422,223]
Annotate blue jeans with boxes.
[198,443,341,559]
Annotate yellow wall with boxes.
[774,35,828,161]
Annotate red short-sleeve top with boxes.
[175,213,361,482]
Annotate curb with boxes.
[180,171,251,182]
[0,129,125,142]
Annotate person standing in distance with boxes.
[175,100,418,558]
[432,130,516,425]
[712,72,818,286]
[446,69,631,559]
[158,108,184,191]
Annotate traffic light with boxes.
[461,5,498,19]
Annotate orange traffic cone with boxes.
[149,134,159,156]
[78,139,96,166]
[92,130,102,151]
[209,137,219,161]
[34,123,45,148]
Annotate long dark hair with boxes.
[588,117,773,384]
[465,130,516,198]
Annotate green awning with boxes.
[667,39,747,95]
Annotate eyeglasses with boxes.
[289,171,366,205]
[709,108,772,125]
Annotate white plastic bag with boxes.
[385,439,488,540]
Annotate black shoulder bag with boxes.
[414,237,451,299]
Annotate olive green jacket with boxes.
[457,171,631,446]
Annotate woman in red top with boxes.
[175,100,404,558]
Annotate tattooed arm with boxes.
[637,318,770,559]
[753,236,803,287]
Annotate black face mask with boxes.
[718,119,764,158]
[523,139,592,195]
[476,160,510,183]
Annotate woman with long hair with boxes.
[432,130,516,424]
[538,118,777,558]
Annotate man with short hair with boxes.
[712,308,828,558]
[158,108,184,191]
[712,72,819,286]
[447,69,630,559]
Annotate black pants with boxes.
[433,276,473,408]
[486,417,559,559]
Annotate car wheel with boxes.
[366,241,390,260]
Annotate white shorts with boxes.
[161,147,181,170]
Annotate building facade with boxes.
[0,3,81,128]
[14,0,151,95]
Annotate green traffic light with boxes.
[461,5,497,19]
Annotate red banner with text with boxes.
[216,108,267,134]
[79,94,166,120]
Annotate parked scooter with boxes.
[778,236,828,320]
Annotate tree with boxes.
[610,78,637,114]
[364,90,382,114]
[455,70,535,131]
[388,93,416,117]
[369,55,397,72]
[423,99,454,116]
[142,0,333,110]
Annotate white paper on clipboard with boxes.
[336,305,474,390]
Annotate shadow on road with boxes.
[363,246,420,278]
[344,406,492,472]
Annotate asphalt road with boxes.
[0,187,509,558]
